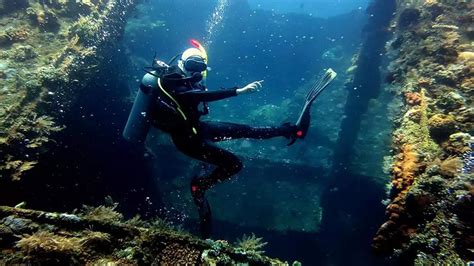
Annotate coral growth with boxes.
[457,51,474,62]
[0,27,30,45]
[0,0,138,181]
[391,144,419,192]
[428,114,457,141]
[374,0,474,263]
[443,132,472,155]
[404,91,422,105]
[437,156,462,178]
[0,206,290,265]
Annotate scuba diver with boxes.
[123,39,337,238]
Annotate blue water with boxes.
[126,0,366,110]
[118,0,394,264]
[248,0,370,17]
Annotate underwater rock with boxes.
[26,7,60,31]
[11,45,37,61]
[443,132,472,155]
[1,216,36,234]
[436,91,465,111]
[452,184,474,258]
[0,206,290,265]
[398,8,421,29]
[321,45,344,63]
[0,27,30,46]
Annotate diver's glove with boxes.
[236,80,264,95]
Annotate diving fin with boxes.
[288,68,337,146]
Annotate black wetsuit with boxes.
[148,66,295,237]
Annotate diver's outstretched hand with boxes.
[237,80,264,95]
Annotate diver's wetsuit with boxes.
[150,66,295,237]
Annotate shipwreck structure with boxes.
[321,0,473,263]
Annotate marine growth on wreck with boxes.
[372,0,473,264]
[0,0,137,180]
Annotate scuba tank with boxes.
[122,60,169,143]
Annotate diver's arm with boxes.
[176,88,238,102]
[175,80,263,102]
[236,80,264,95]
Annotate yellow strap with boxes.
[157,78,198,134]
[157,78,187,121]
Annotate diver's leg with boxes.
[172,135,243,238]
[200,121,296,142]
[172,136,243,189]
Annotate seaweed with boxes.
[80,204,123,224]
[235,233,268,255]
[16,231,81,257]
[437,156,462,178]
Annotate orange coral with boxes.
[373,145,421,253]
[392,144,419,192]
[404,92,422,105]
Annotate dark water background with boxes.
[0,0,397,264]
